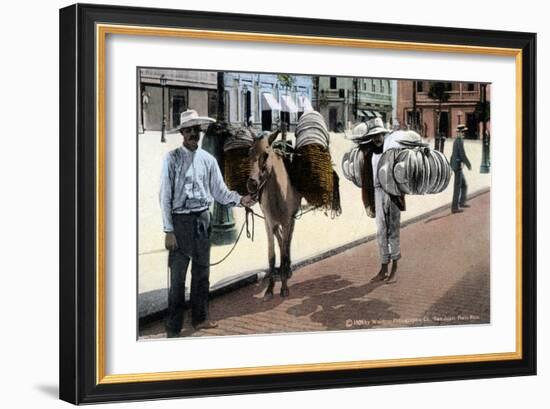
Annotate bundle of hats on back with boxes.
[292,111,341,215]
[341,145,365,188]
[342,122,452,204]
[223,126,254,195]
[377,130,451,196]
[341,118,385,189]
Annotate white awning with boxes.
[281,95,298,113]
[359,110,381,118]
[298,95,314,112]
[261,93,281,111]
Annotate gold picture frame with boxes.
[60,3,536,404]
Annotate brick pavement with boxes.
[140,192,490,339]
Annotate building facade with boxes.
[223,72,313,130]
[138,69,314,133]
[313,77,394,131]
[138,69,218,133]
[396,81,491,139]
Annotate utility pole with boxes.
[314,76,320,111]
[207,71,237,245]
[479,83,490,173]
[353,78,358,122]
[160,74,167,143]
[412,81,417,131]
[217,72,225,121]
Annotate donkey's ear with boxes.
[268,129,280,146]
[247,126,258,140]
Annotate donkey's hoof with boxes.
[280,288,290,298]
[263,291,274,301]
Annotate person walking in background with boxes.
[450,124,472,214]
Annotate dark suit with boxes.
[450,137,471,210]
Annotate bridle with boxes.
[250,154,272,203]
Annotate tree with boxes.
[276,74,295,149]
[474,100,490,123]
[277,74,295,90]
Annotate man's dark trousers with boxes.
[452,169,468,211]
[166,210,211,334]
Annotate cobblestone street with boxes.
[140,191,490,339]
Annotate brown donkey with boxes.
[247,130,302,300]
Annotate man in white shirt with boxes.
[160,110,255,337]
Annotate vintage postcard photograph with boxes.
[137,68,491,339]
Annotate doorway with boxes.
[171,95,186,128]
[466,113,479,139]
[244,91,252,125]
[261,110,272,131]
[438,111,449,137]
[329,108,338,132]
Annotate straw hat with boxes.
[173,109,215,132]
[365,117,390,137]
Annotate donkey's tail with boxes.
[331,170,342,218]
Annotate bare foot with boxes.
[371,264,388,282]
[385,261,398,283]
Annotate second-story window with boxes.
[416,81,424,92]
[371,80,376,92]
[381,80,385,93]
[330,77,337,89]
[467,83,475,91]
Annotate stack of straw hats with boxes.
[292,111,336,210]
[341,146,365,188]
[295,111,330,149]
[223,126,254,195]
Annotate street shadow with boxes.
[34,384,58,399]
[208,274,353,322]
[140,272,402,336]
[424,212,453,224]
[285,278,399,330]
[140,274,366,337]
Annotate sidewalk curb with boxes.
[139,188,490,326]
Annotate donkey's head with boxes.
[246,129,280,195]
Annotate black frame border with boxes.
[59,3,536,404]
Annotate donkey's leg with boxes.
[286,217,296,279]
[263,221,276,301]
[280,218,296,298]
[273,225,286,296]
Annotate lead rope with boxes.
[165,198,323,296]
[209,219,247,266]
[245,206,255,241]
